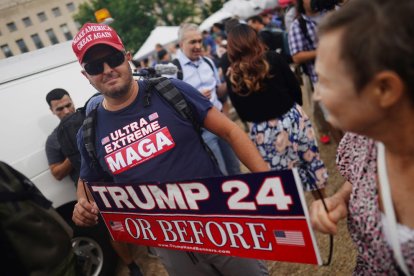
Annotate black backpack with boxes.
[82,77,217,170]
[0,161,77,275]
[57,93,100,180]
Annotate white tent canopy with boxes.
[133,26,179,61]
[199,10,233,31]
[134,0,279,60]
[200,0,279,31]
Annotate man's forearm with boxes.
[292,50,317,65]
[49,158,73,180]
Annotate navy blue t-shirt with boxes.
[78,79,222,184]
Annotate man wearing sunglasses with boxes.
[72,23,269,276]
[45,88,77,182]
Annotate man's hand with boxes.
[72,197,99,227]
[200,88,212,99]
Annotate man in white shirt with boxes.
[173,23,240,175]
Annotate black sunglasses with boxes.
[84,51,125,75]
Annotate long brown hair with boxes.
[227,24,270,95]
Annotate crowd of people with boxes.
[43,0,413,275]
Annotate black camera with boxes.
[133,67,160,79]
[311,0,339,12]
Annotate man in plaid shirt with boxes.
[288,0,326,85]
[288,0,341,144]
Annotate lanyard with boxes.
[377,142,411,276]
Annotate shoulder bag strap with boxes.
[201,56,215,73]
[377,142,411,276]
[82,106,99,167]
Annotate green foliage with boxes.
[73,0,156,53]
[72,0,227,56]
[201,0,228,20]
[73,2,96,23]
[151,0,197,25]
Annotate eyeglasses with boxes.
[55,102,73,112]
[83,51,125,75]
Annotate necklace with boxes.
[102,100,108,110]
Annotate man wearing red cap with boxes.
[71,23,269,276]
[71,23,144,276]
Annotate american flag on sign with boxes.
[148,112,159,121]
[274,230,305,246]
[110,221,124,232]
[101,136,110,145]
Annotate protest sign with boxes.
[87,169,322,265]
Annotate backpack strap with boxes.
[80,104,115,181]
[298,15,313,47]
[151,77,193,120]
[83,92,101,109]
[172,57,215,81]
[171,58,183,80]
[145,77,218,166]
[82,105,100,168]
[201,56,215,73]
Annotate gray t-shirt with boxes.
[45,127,78,183]
[45,127,64,165]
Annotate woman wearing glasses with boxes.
[310,0,414,274]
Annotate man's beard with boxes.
[102,71,133,99]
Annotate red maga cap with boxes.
[72,23,125,63]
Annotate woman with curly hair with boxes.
[222,23,327,196]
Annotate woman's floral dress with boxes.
[250,104,328,191]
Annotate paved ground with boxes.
[115,80,358,275]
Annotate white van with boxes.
[0,41,117,276]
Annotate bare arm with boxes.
[49,158,73,180]
[292,50,317,65]
[310,181,352,234]
[203,107,269,173]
